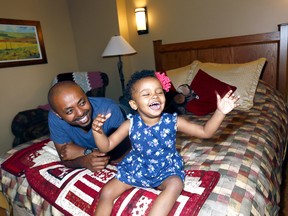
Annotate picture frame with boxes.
[0,18,47,68]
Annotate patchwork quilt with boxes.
[1,139,219,216]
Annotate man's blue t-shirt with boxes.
[48,97,125,148]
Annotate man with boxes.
[48,81,130,172]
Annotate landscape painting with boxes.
[0,18,47,68]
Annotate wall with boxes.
[67,0,288,107]
[123,0,288,79]
[67,0,123,101]
[0,0,78,153]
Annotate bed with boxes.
[1,23,288,216]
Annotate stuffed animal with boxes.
[165,84,199,114]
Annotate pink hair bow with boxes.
[155,72,171,92]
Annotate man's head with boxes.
[48,81,92,127]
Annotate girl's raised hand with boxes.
[216,90,240,114]
[92,113,111,132]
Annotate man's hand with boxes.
[82,150,110,172]
[59,148,110,172]
[60,143,85,160]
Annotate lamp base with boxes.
[117,56,125,96]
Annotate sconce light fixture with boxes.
[135,7,148,35]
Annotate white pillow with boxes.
[165,64,193,89]
[189,58,267,110]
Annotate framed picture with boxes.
[0,18,47,68]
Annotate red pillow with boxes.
[186,70,237,115]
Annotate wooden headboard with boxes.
[153,23,288,102]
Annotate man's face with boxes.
[53,87,92,127]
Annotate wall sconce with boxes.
[135,7,148,35]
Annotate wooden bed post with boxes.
[153,40,163,71]
[278,23,288,102]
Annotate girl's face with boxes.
[129,77,166,124]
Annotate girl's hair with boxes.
[125,70,156,100]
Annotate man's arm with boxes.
[54,142,110,171]
[60,151,109,171]
[54,142,84,160]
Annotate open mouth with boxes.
[76,115,89,124]
[149,101,161,110]
[74,111,90,125]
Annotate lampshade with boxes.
[102,35,136,57]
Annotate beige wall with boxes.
[123,0,288,79]
[1,0,288,154]
[67,0,122,101]
[0,0,78,153]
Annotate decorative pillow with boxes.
[186,70,237,115]
[189,58,266,110]
[165,64,193,90]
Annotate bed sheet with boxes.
[1,81,287,216]
[178,81,288,215]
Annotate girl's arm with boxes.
[177,90,239,138]
[92,113,130,153]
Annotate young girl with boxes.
[92,70,239,216]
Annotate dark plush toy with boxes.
[165,84,199,114]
